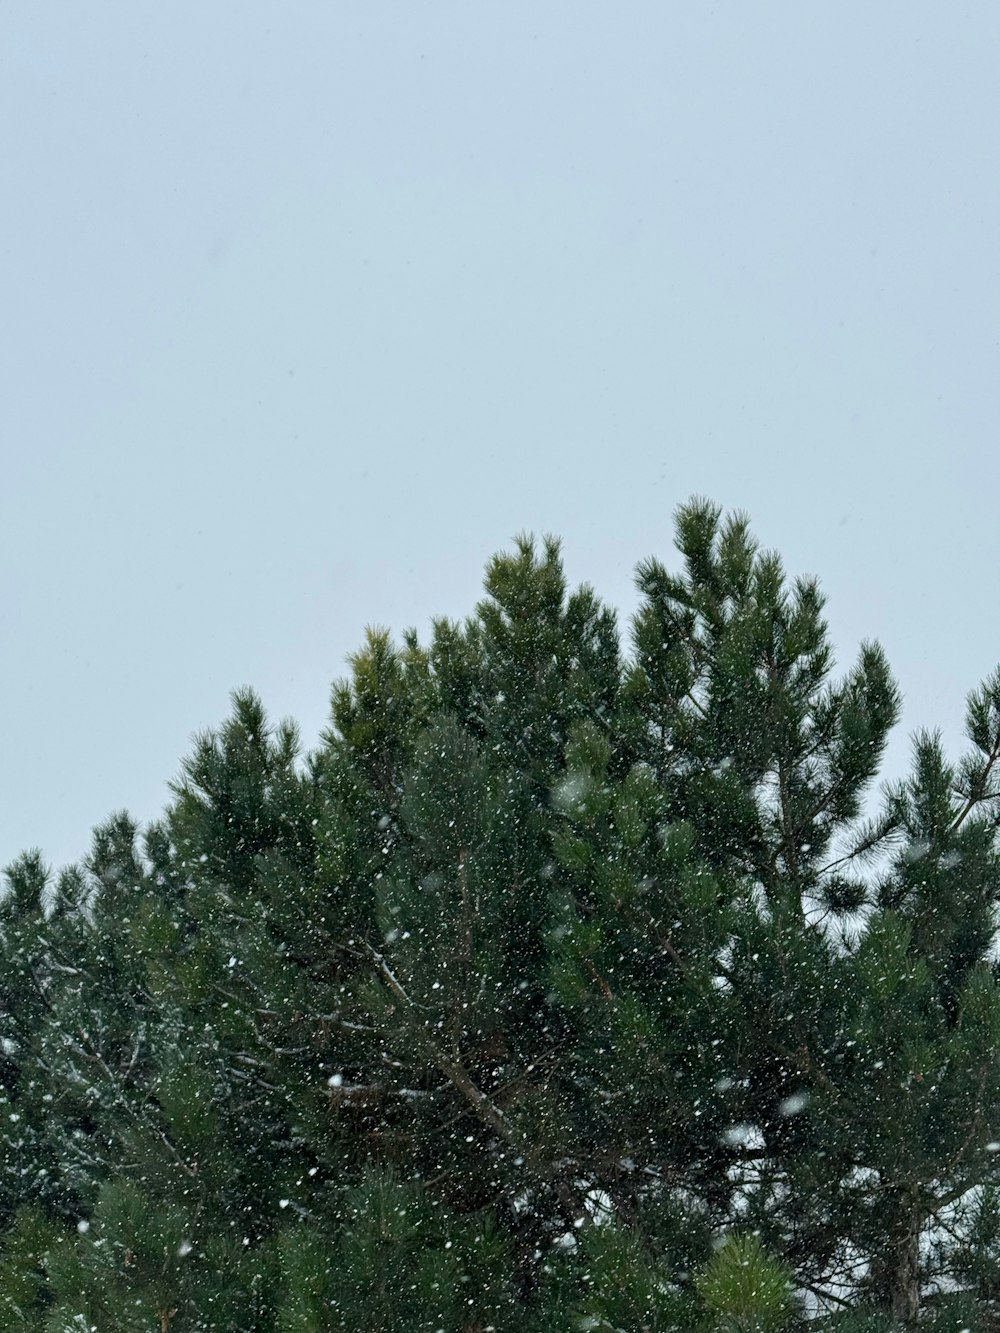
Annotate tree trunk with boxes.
[875,1189,922,1329]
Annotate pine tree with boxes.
[4,501,1000,1332]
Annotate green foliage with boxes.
[5,502,1000,1331]
[697,1233,797,1333]
[538,1221,697,1332]
[0,1207,63,1331]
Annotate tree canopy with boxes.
[3,499,1000,1332]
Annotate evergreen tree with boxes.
[2,501,999,1331]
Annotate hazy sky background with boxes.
[2,4,998,871]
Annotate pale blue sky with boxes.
[2,4,998,870]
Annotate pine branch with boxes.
[950,731,1000,833]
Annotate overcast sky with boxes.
[3,3,999,871]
